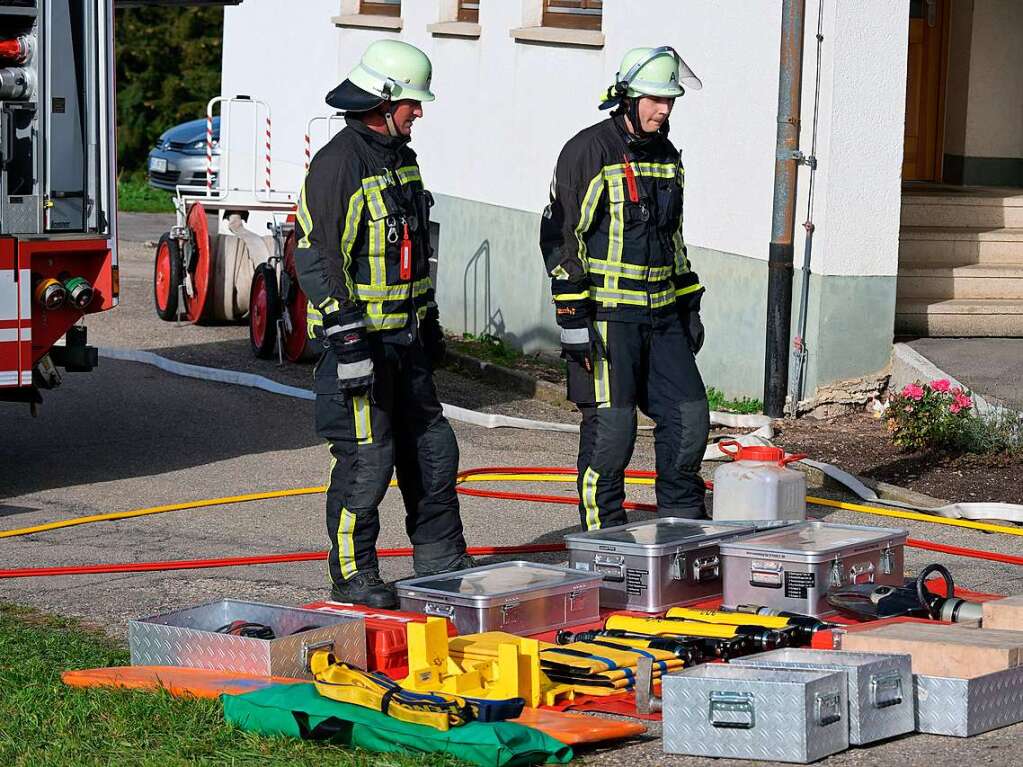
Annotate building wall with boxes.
[221,0,908,401]
[944,0,1023,186]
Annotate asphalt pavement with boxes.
[3,215,1023,765]
[907,337,1023,410]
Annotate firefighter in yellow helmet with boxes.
[540,46,711,529]
[294,40,473,607]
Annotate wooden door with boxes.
[904,0,948,181]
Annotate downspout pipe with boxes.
[763,0,808,418]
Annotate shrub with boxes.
[885,379,974,451]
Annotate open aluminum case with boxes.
[564,518,759,612]
[662,664,849,763]
[732,648,915,745]
[396,561,602,635]
[719,521,907,617]
[129,599,367,679]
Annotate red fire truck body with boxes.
[0,0,118,405]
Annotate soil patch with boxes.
[773,412,1023,505]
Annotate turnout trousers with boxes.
[314,336,467,585]
[566,315,710,529]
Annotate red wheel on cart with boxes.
[282,230,317,363]
[184,202,213,323]
[153,233,182,321]
[248,262,280,359]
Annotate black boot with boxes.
[329,571,397,609]
[414,553,478,578]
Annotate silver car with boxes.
[146,116,220,191]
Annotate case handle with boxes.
[301,639,336,671]
[709,691,756,729]
[424,602,456,619]
[692,555,720,583]
[848,561,876,585]
[815,692,843,726]
[594,553,625,583]
[870,671,904,709]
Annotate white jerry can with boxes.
[712,441,807,522]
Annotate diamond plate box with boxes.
[732,648,914,745]
[662,665,849,763]
[915,665,1023,737]
[129,599,366,679]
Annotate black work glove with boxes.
[420,304,446,365]
[324,310,374,393]
[553,282,596,372]
[678,285,706,355]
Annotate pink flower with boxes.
[954,392,973,410]
[901,383,925,401]
[950,403,961,414]
[930,379,951,393]
[904,405,914,413]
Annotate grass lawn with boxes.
[0,604,458,767]
[118,174,176,213]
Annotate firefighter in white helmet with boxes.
[294,40,473,607]
[540,46,711,529]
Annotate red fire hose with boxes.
[0,466,1019,579]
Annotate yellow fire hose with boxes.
[2,470,1021,541]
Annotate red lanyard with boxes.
[399,221,412,281]
[622,154,640,203]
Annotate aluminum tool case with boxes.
[129,599,367,679]
[662,664,849,763]
[718,521,906,617]
[396,561,602,636]
[564,518,758,612]
[732,648,915,744]
[915,666,1023,736]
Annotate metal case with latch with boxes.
[732,648,915,745]
[128,599,367,679]
[718,521,906,618]
[662,664,849,763]
[396,561,602,635]
[564,518,759,612]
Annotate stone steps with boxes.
[899,226,1023,266]
[897,263,1023,300]
[901,190,1023,228]
[895,298,1023,337]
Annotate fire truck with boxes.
[0,0,117,408]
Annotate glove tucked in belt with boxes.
[324,309,374,392]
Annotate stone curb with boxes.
[891,343,1001,416]
[443,350,574,411]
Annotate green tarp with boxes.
[222,683,573,767]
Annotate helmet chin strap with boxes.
[383,105,399,137]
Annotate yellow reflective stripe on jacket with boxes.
[605,176,625,302]
[553,292,589,301]
[354,282,412,301]
[364,303,411,331]
[413,277,432,297]
[397,165,421,185]
[574,171,605,269]
[676,282,703,297]
[339,188,365,296]
[602,161,677,180]
[591,286,675,309]
[673,162,688,274]
[296,185,314,248]
[318,297,341,315]
[588,260,673,282]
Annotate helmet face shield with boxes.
[600,45,701,110]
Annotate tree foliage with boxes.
[115,6,223,174]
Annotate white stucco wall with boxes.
[221,0,907,278]
[796,0,908,278]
